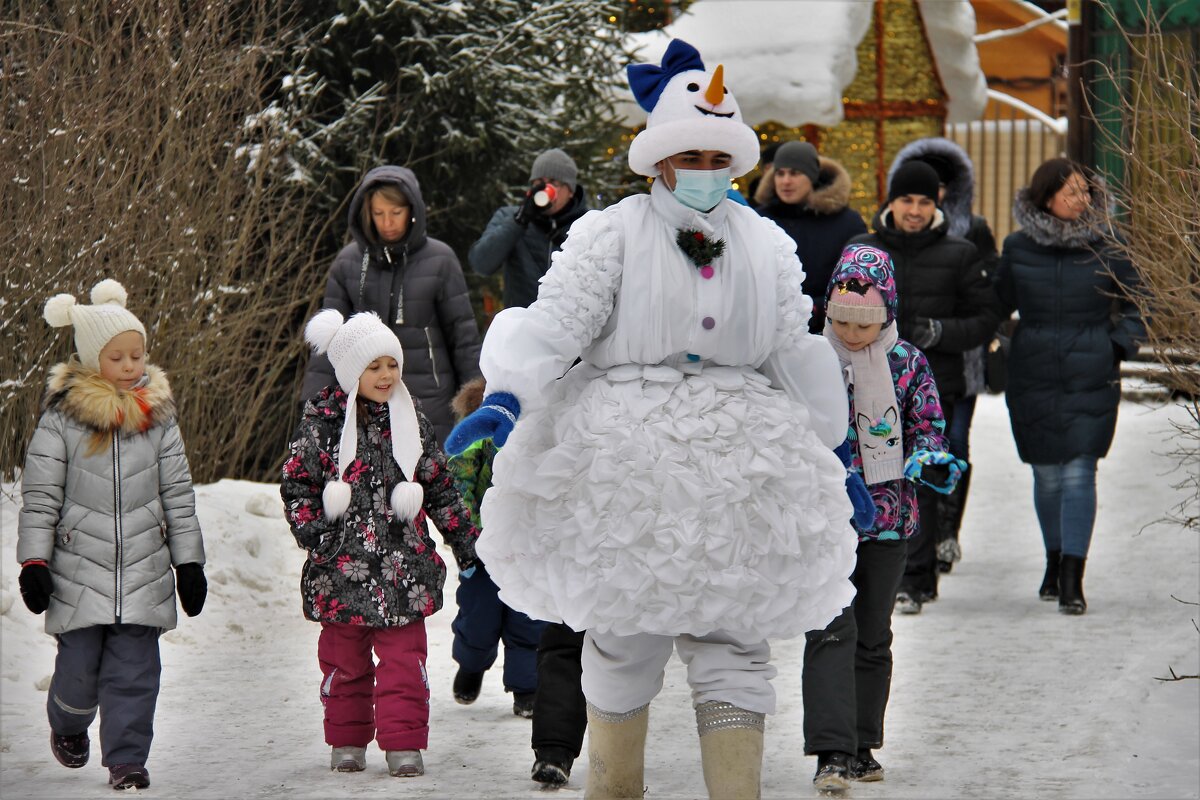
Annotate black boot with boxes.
[1039,550,1061,601]
[1058,555,1087,615]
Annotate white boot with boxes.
[696,701,765,800]
[330,745,366,772]
[584,702,649,800]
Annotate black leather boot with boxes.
[1058,555,1087,615]
[1039,550,1061,601]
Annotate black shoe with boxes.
[531,755,572,786]
[850,750,884,782]
[453,669,484,705]
[512,692,535,718]
[894,590,922,615]
[1039,550,1061,600]
[1058,555,1087,615]
[108,764,150,790]
[50,731,89,769]
[813,751,852,792]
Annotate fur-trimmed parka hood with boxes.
[888,137,974,238]
[450,377,486,420]
[755,155,854,215]
[45,361,176,434]
[1012,187,1107,249]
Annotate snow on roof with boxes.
[618,0,987,128]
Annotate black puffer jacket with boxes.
[889,137,1001,395]
[756,157,867,333]
[849,209,1002,400]
[995,190,1145,465]
[468,187,590,309]
[301,166,482,442]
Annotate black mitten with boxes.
[513,187,540,226]
[18,562,53,614]
[922,463,952,486]
[175,563,208,617]
[910,317,943,350]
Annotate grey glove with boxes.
[911,317,943,350]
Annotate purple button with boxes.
[701,316,715,330]
[700,266,714,279]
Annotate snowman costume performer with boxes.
[447,40,857,799]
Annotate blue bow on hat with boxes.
[627,39,706,112]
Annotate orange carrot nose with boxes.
[705,65,725,106]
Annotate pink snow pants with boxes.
[318,621,429,751]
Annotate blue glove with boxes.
[835,440,876,529]
[445,392,521,456]
[904,449,968,495]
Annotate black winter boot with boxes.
[453,669,484,704]
[1058,555,1087,615]
[813,751,852,792]
[1039,551,1061,601]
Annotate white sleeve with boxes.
[480,208,623,411]
[759,233,849,448]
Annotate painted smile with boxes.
[694,106,734,118]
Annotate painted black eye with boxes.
[723,87,728,94]
[686,82,699,92]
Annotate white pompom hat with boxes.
[304,310,424,522]
[43,279,147,370]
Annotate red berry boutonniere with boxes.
[675,228,726,271]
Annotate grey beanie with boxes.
[529,148,578,190]
[773,141,820,185]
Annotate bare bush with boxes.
[1090,12,1199,533]
[1,1,326,482]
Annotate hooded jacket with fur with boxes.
[17,362,205,635]
[281,385,478,627]
[300,165,483,443]
[755,156,868,333]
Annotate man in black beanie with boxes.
[756,141,867,333]
[848,159,1001,615]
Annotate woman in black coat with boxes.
[995,158,1144,615]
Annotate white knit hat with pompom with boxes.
[43,279,147,370]
[304,310,424,522]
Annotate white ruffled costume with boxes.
[476,175,858,641]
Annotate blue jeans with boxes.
[1030,456,1098,558]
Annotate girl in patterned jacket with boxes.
[282,310,477,779]
[802,244,965,791]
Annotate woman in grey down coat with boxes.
[301,166,483,443]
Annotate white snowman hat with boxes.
[304,310,424,522]
[626,39,760,178]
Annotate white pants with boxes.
[581,629,777,715]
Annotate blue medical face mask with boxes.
[670,167,732,212]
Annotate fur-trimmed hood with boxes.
[755,155,854,215]
[450,377,486,420]
[44,361,176,434]
[888,137,974,238]
[1012,188,1106,249]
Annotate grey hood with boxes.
[347,165,429,256]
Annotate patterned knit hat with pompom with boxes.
[43,279,147,370]
[304,310,424,522]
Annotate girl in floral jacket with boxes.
[802,245,964,791]
[282,310,477,779]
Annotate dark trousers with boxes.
[937,394,977,545]
[48,624,161,767]
[531,622,587,765]
[451,565,546,694]
[901,400,956,599]
[802,540,907,755]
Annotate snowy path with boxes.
[2,394,1197,799]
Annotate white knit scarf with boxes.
[825,320,904,485]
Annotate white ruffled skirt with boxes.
[477,363,857,640]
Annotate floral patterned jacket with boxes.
[281,386,478,627]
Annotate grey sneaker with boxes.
[894,591,922,615]
[386,749,424,777]
[330,746,367,772]
[937,538,962,565]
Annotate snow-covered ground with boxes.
[2,394,1197,799]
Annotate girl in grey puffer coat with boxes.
[17,280,205,789]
